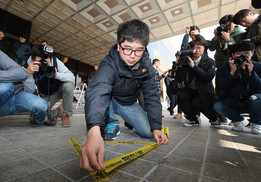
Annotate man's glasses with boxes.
[120,44,145,57]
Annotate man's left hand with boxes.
[153,130,168,145]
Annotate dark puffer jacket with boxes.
[85,44,162,132]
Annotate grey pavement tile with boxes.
[116,158,156,178]
[139,150,166,163]
[173,146,205,161]
[0,157,46,181]
[54,158,90,181]
[161,154,203,174]
[0,149,30,163]
[202,176,224,182]
[80,170,141,182]
[206,146,247,169]
[35,149,78,166]
[7,168,71,182]
[146,165,199,182]
[0,140,18,152]
[203,162,259,182]
[14,142,61,155]
[108,144,145,155]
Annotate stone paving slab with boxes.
[1,107,261,182]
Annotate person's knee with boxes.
[213,101,222,113]
[61,82,74,94]
[0,83,14,96]
[31,97,48,113]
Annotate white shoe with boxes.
[184,121,199,127]
[232,118,249,132]
[251,123,261,135]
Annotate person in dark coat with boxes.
[177,37,218,127]
[13,34,30,67]
[79,19,168,172]
[214,41,261,134]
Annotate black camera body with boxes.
[177,47,198,66]
[33,45,55,78]
[190,26,195,31]
[233,54,248,65]
[216,24,229,36]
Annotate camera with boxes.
[216,24,228,36]
[176,47,198,66]
[32,45,56,78]
[190,26,195,31]
[233,54,248,65]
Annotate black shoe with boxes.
[124,122,133,130]
[29,114,37,125]
[44,117,57,126]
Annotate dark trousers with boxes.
[167,91,177,114]
[178,88,217,122]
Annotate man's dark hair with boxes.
[117,19,150,46]
[41,40,48,44]
[232,9,251,24]
[219,14,233,25]
[230,41,255,53]
[189,37,206,47]
[0,28,5,34]
[152,58,160,65]
[20,34,28,40]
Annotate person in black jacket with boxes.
[214,41,261,134]
[79,19,168,172]
[177,37,218,127]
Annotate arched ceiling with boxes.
[0,0,256,66]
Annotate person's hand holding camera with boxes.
[213,28,218,40]
[221,31,230,42]
[228,57,237,76]
[185,26,190,34]
[26,60,40,75]
[240,56,253,76]
[187,56,195,68]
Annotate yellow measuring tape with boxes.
[68,127,169,182]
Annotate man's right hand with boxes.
[185,26,190,34]
[79,126,106,171]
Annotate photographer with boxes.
[209,14,243,68]
[233,9,261,62]
[0,50,48,125]
[27,45,75,127]
[176,37,219,127]
[181,26,209,56]
[213,41,261,134]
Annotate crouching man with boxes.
[214,41,261,134]
[27,45,75,127]
[0,51,47,124]
[79,19,168,172]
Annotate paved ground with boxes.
[1,104,261,182]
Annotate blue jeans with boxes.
[0,83,48,124]
[106,97,154,139]
[213,94,261,125]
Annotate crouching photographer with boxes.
[214,41,261,134]
[175,37,218,127]
[0,50,48,125]
[27,45,75,127]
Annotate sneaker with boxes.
[219,115,228,124]
[251,123,261,135]
[62,115,71,127]
[174,113,183,119]
[29,113,37,125]
[210,119,221,128]
[105,124,120,140]
[232,118,249,132]
[183,121,199,127]
[124,122,133,130]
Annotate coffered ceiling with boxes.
[0,0,255,66]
